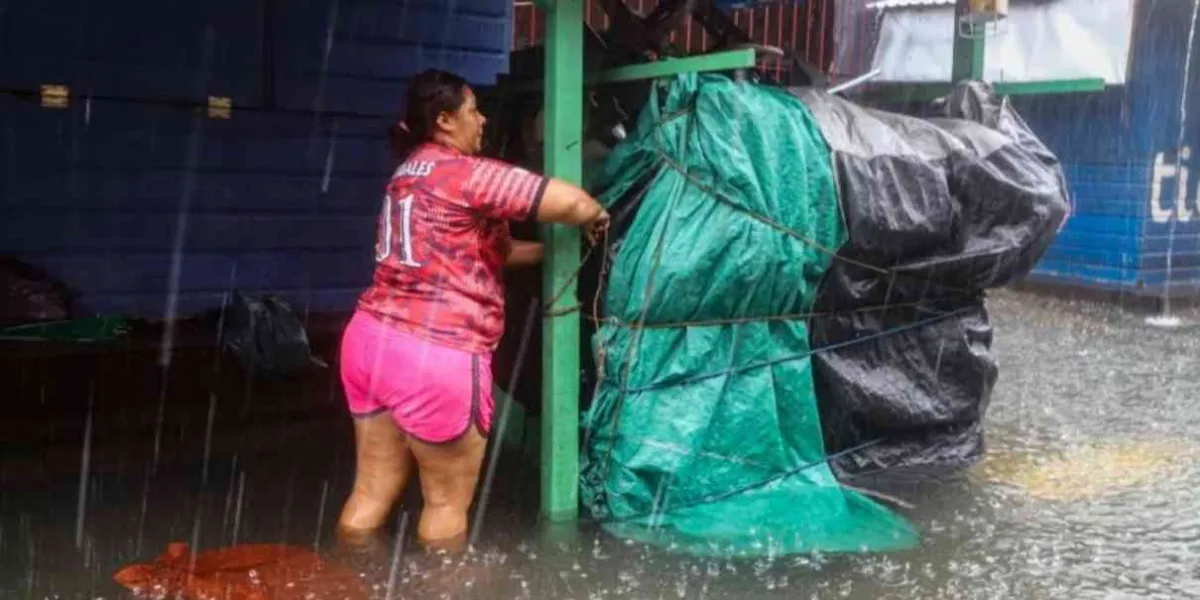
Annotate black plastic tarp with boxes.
[794,81,1071,478]
[1,256,77,327]
[222,292,325,378]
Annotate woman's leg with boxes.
[409,428,488,551]
[338,412,415,534]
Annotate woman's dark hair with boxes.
[388,69,470,163]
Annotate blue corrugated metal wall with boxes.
[0,0,513,319]
[1015,0,1200,295]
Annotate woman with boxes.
[336,69,609,551]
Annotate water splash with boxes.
[135,464,152,557]
[201,393,218,486]
[74,384,94,550]
[220,454,240,542]
[322,120,339,194]
[313,479,330,553]
[313,0,341,114]
[384,512,409,599]
[231,470,247,545]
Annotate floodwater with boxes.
[2,288,1199,599]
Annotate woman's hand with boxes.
[584,210,611,246]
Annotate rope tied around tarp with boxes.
[540,131,976,321]
[601,299,968,330]
[620,304,974,395]
[540,105,694,320]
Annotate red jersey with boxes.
[357,143,546,354]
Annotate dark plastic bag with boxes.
[222,292,324,377]
[794,82,1070,479]
[0,256,76,327]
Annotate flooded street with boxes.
[2,288,1199,599]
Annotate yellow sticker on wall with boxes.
[207,96,232,119]
[41,84,69,109]
[969,0,1009,18]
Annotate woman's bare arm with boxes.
[535,178,610,244]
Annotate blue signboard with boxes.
[1013,0,1200,295]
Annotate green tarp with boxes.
[0,317,128,343]
[580,73,917,557]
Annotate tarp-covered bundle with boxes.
[580,73,919,557]
[580,74,1067,556]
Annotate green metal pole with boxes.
[595,48,757,83]
[540,0,583,523]
[951,0,986,82]
[860,77,1105,104]
[496,48,758,94]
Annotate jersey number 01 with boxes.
[375,193,422,267]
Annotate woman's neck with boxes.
[431,134,471,156]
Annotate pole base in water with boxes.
[1145,314,1184,329]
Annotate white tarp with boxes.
[869,0,1135,83]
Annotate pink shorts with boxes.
[339,311,494,443]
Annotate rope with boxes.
[601,152,684,481]
[601,299,969,330]
[541,245,595,318]
[652,147,977,298]
[621,306,973,395]
[538,118,974,322]
[540,107,693,320]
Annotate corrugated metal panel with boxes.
[0,0,515,318]
[512,0,836,82]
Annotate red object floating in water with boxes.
[112,542,367,600]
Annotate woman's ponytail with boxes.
[388,121,419,165]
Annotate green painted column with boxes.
[540,0,583,522]
[951,0,986,82]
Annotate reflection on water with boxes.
[978,439,1193,502]
[2,289,1198,599]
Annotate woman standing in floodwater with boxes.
[336,69,609,551]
